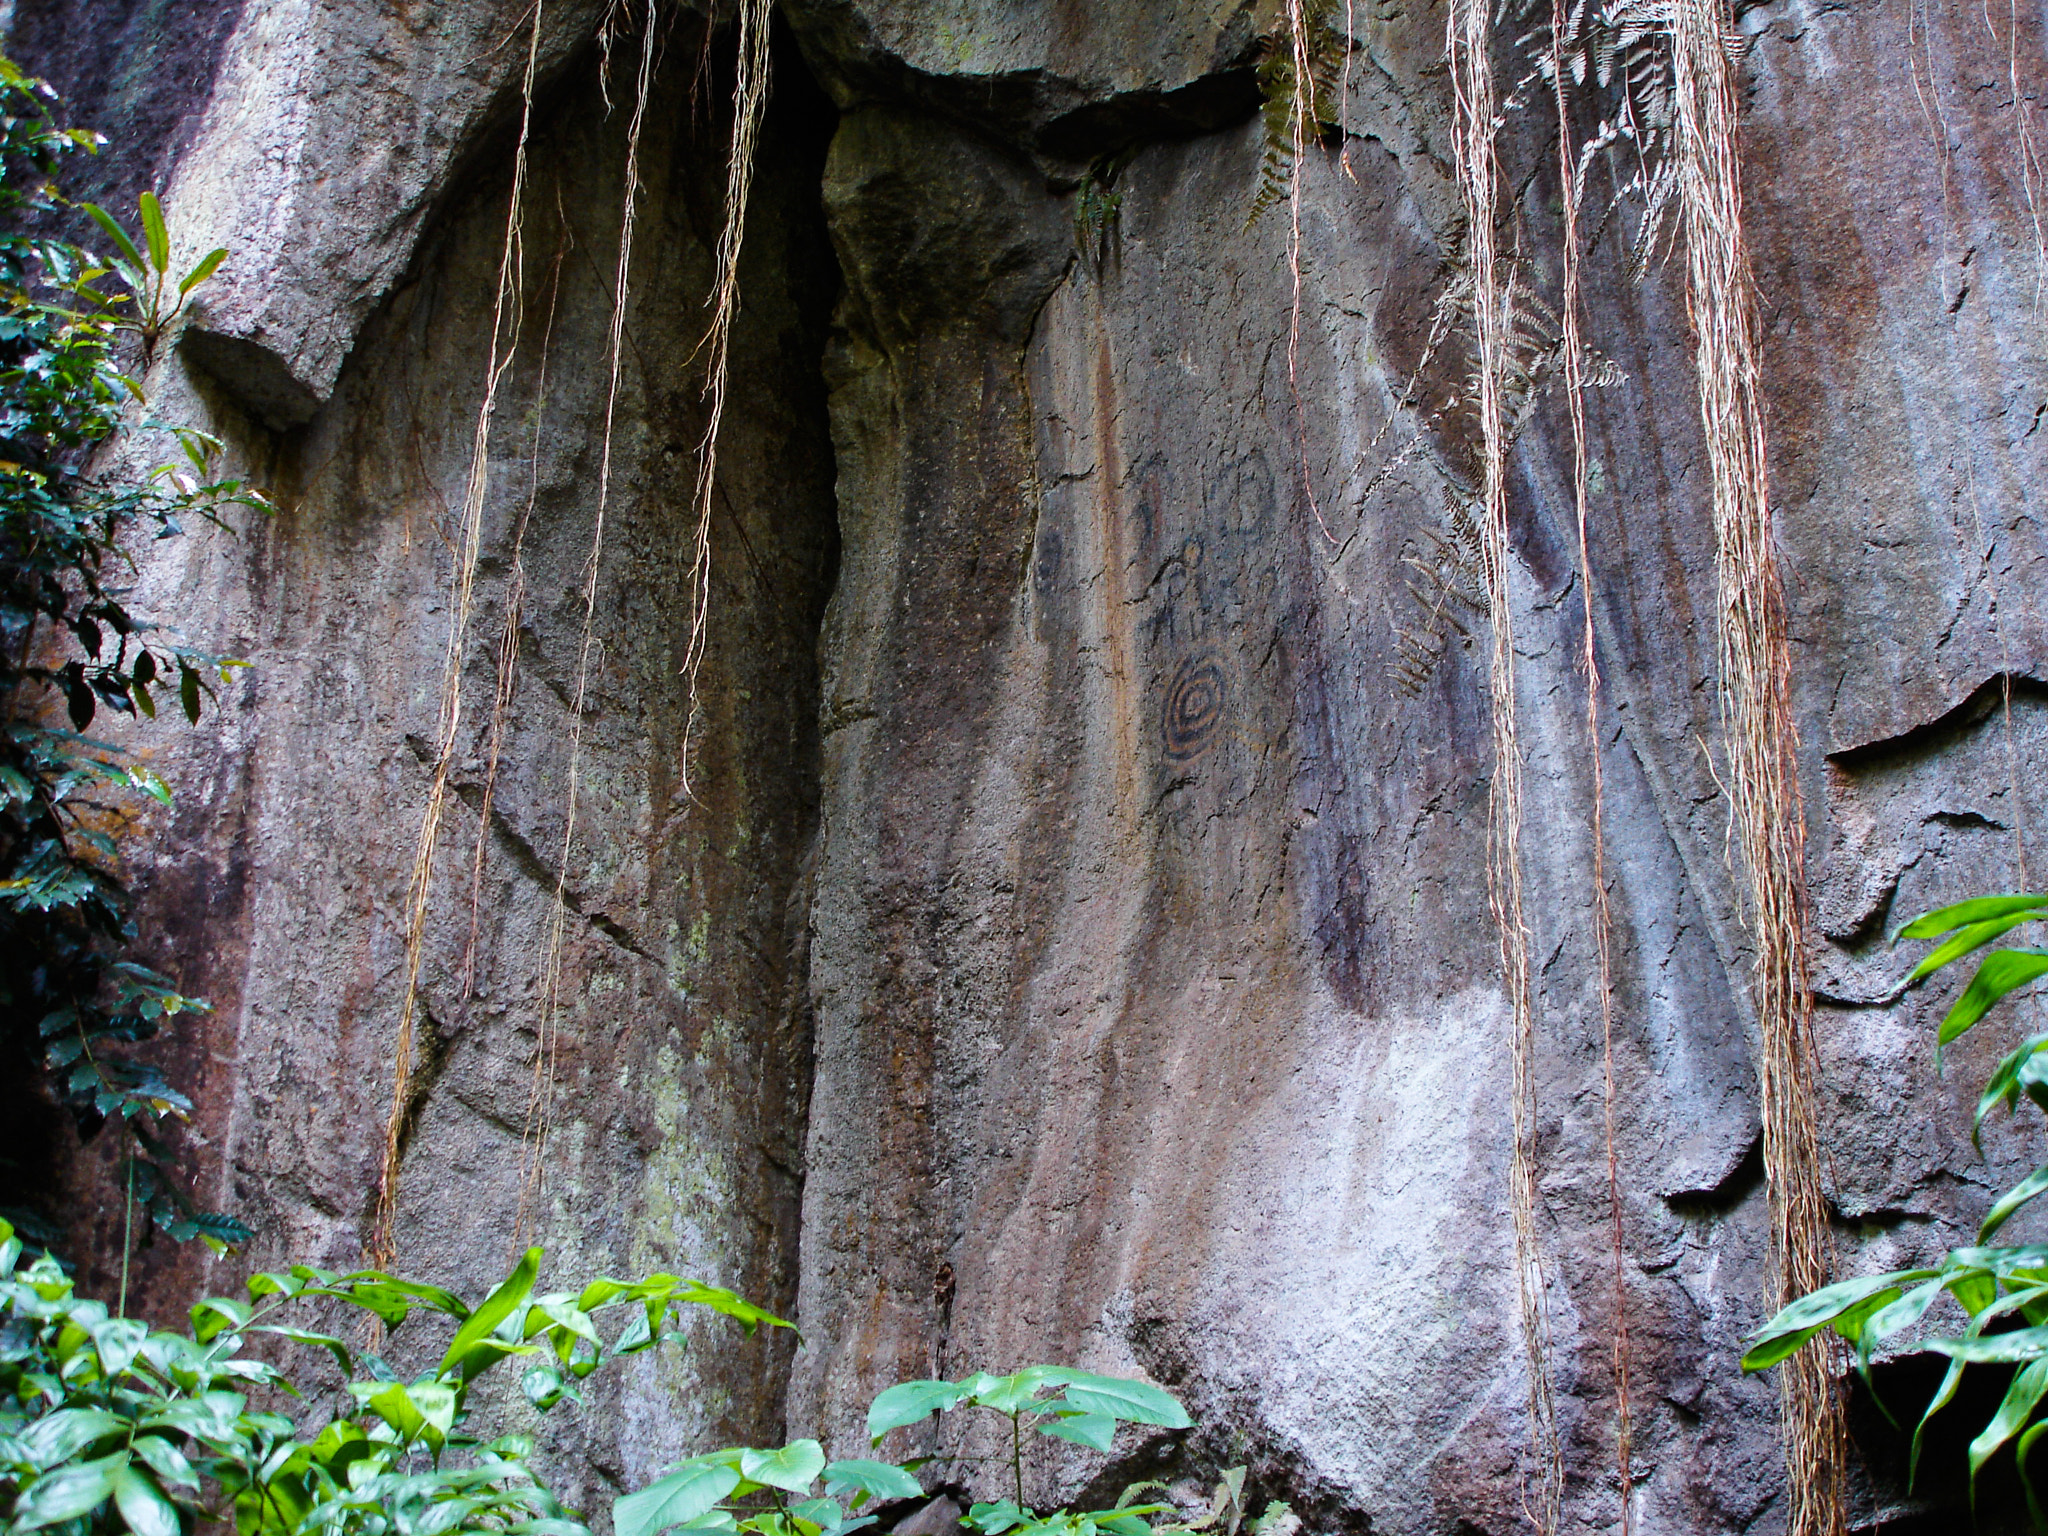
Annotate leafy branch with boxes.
[0,50,265,1256]
[1745,893,2048,1525]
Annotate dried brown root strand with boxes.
[676,0,774,802]
[1668,3,1845,1532]
[1447,0,1564,1527]
[1548,1,1635,1524]
[515,0,658,1244]
[371,0,547,1273]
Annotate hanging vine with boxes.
[1446,1,1563,1527]
[515,0,660,1240]
[678,0,775,799]
[1547,0,1634,1522]
[370,0,775,1256]
[371,0,548,1272]
[516,0,774,1234]
[1667,3,1845,1532]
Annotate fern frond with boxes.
[1245,0,1349,227]
[1394,486,1491,695]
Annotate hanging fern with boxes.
[1394,487,1489,695]
[1386,265,1625,695]
[1521,0,1725,277]
[1246,0,1348,227]
[1074,146,1137,270]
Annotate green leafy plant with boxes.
[870,1367,1191,1536]
[1072,150,1135,273]
[0,1214,1224,1536]
[0,51,264,1257]
[1245,0,1346,229]
[617,1364,1204,1536]
[613,1438,919,1536]
[1743,893,2048,1523]
[76,194,223,365]
[0,1217,795,1536]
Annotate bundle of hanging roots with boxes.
[1262,0,1843,1528]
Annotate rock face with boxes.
[10,0,2048,1532]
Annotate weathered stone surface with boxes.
[785,0,1262,160]
[19,0,612,415]
[789,2,2048,1531]
[9,0,2048,1532]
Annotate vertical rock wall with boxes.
[16,6,842,1509]
[9,0,2048,1532]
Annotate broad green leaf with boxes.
[1896,894,2048,942]
[1985,1166,2048,1242]
[138,1390,245,1443]
[307,1272,467,1329]
[574,1277,638,1310]
[1056,1374,1190,1429]
[80,204,144,273]
[130,1434,197,1492]
[1950,1266,2000,1318]
[968,1368,1077,1414]
[2022,1053,2048,1122]
[20,1407,124,1468]
[611,1307,657,1356]
[1971,1356,2048,1482]
[191,1295,251,1342]
[1858,1280,1944,1388]
[530,1294,603,1354]
[523,1363,576,1410]
[1910,909,2048,983]
[1976,1035,2048,1143]
[245,1270,308,1302]
[2020,1420,2048,1532]
[1928,1325,2048,1363]
[442,1247,540,1380]
[252,1324,353,1374]
[1741,1268,1938,1370]
[138,192,169,273]
[177,248,226,297]
[1946,1278,2048,1333]
[91,1317,148,1377]
[614,1462,743,1536]
[1038,1410,1118,1451]
[353,1380,457,1448]
[868,1380,970,1442]
[791,1499,846,1527]
[741,1440,825,1494]
[967,1502,1030,1535]
[1940,950,2048,1048]
[822,1460,923,1506]
[110,1461,179,1536]
[670,1278,795,1337]
[13,1452,124,1529]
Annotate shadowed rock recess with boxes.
[11,0,2048,1531]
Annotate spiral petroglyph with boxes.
[1162,650,1227,760]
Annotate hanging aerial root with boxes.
[676,0,773,800]
[1281,0,1335,543]
[514,0,660,1243]
[1548,4,1634,1525]
[1667,5,1845,1534]
[370,0,547,1272]
[463,224,569,1000]
[509,0,772,1241]
[1446,1,1562,1530]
